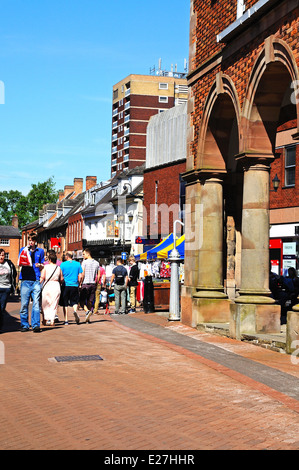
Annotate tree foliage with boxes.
[0,177,59,228]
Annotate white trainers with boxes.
[85,310,92,323]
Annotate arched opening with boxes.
[200,84,242,299]
[243,39,299,156]
[247,61,296,154]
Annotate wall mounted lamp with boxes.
[271,174,280,192]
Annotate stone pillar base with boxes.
[230,302,281,340]
[286,310,299,355]
[181,287,231,326]
[192,294,231,324]
[181,286,197,327]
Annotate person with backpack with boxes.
[0,248,17,333]
[110,257,128,315]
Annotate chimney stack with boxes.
[63,185,74,198]
[86,176,97,191]
[12,214,18,228]
[73,178,84,196]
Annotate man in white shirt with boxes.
[79,248,100,323]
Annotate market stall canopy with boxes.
[135,233,185,260]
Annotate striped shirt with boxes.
[82,258,99,284]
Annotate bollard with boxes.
[143,275,155,313]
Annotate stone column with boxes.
[193,173,230,323]
[180,173,202,327]
[231,157,280,337]
[196,175,225,295]
[237,162,273,301]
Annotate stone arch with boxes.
[197,73,241,172]
[242,37,299,155]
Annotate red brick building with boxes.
[182,0,299,331]
[143,161,186,239]
[0,215,21,267]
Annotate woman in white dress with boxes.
[40,250,63,326]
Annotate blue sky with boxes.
[0,0,190,195]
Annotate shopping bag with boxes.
[18,247,32,267]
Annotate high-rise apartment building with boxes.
[111,72,188,177]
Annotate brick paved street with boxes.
[0,298,299,451]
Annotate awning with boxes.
[157,234,185,259]
[135,233,185,260]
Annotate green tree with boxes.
[25,177,59,223]
[0,190,24,226]
[0,177,59,228]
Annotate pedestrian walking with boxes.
[18,232,45,333]
[79,248,100,323]
[110,257,128,315]
[40,250,63,326]
[128,255,139,313]
[0,248,17,333]
[94,262,106,314]
[60,251,83,324]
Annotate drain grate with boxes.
[54,355,103,362]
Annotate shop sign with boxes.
[271,260,279,275]
[283,242,296,255]
[135,237,161,245]
[51,237,61,248]
[283,242,297,275]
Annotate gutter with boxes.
[217,0,284,43]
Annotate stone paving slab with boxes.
[112,314,299,402]
[0,301,299,451]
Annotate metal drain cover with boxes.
[54,355,103,362]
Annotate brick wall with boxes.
[1,238,21,267]
[189,2,299,169]
[67,212,83,252]
[143,160,186,237]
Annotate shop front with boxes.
[270,224,299,276]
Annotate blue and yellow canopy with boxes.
[135,233,185,261]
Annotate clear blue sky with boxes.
[0,0,190,195]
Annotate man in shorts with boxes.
[60,251,83,324]
[79,248,100,323]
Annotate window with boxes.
[285,146,296,187]
[0,239,9,246]
[159,96,168,103]
[159,83,168,90]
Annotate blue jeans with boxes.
[0,288,10,330]
[20,281,41,329]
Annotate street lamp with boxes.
[168,220,184,322]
